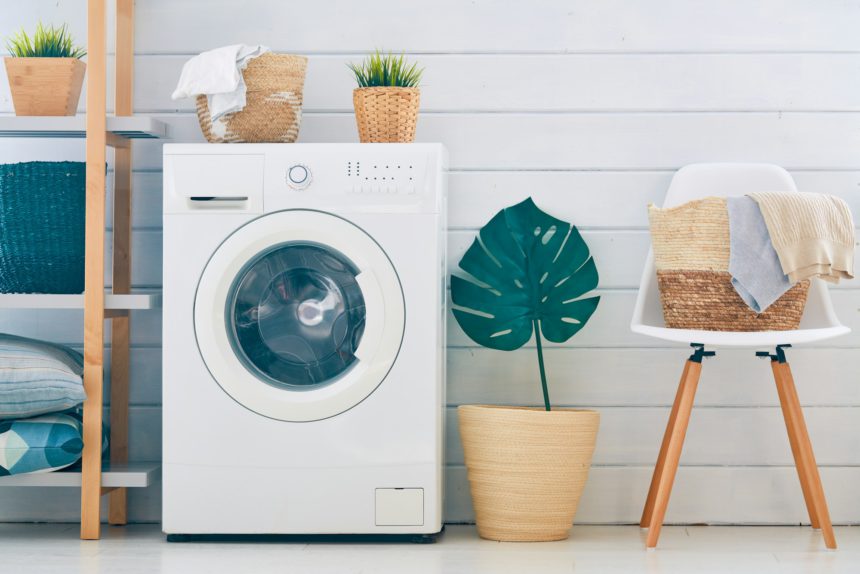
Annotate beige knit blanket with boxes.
[749,192,855,283]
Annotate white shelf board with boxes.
[0,115,167,139]
[0,292,161,310]
[0,462,161,488]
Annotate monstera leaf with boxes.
[451,198,600,410]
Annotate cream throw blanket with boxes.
[749,192,855,284]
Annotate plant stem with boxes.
[533,319,550,411]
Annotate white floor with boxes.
[0,524,858,574]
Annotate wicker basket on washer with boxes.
[353,86,420,143]
[648,197,809,331]
[195,53,307,143]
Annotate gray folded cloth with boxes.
[727,196,792,313]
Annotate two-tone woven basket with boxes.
[195,53,307,143]
[353,87,420,143]
[0,162,85,294]
[649,197,809,331]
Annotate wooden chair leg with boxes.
[773,359,837,549]
[640,360,690,527]
[770,360,819,529]
[645,358,703,548]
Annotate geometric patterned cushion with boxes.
[0,413,83,476]
[0,334,85,421]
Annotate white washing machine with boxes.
[162,143,446,538]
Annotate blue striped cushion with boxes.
[0,413,84,475]
[0,334,85,421]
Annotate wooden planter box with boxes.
[4,58,86,116]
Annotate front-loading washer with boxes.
[162,143,446,537]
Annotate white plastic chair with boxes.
[632,163,850,549]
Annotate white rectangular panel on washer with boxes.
[164,153,264,213]
[375,488,424,526]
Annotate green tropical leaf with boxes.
[450,198,600,409]
[452,196,600,347]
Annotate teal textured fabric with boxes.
[0,333,85,421]
[0,413,83,476]
[0,161,86,294]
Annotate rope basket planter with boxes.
[195,53,307,143]
[649,197,809,331]
[353,87,420,143]
[0,162,85,294]
[458,405,600,542]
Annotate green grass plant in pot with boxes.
[348,51,423,143]
[452,198,601,542]
[4,22,87,116]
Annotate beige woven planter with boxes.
[196,53,307,143]
[353,87,420,143]
[4,57,85,116]
[458,405,600,542]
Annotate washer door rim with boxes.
[194,209,405,422]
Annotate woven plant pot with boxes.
[0,162,85,293]
[458,405,600,542]
[4,58,86,116]
[649,197,809,331]
[196,53,307,143]
[353,87,420,143]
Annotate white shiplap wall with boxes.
[0,0,858,525]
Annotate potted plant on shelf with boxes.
[348,51,422,143]
[451,198,601,542]
[4,22,86,116]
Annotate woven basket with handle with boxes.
[458,405,599,542]
[353,87,420,143]
[649,197,809,331]
[195,53,307,143]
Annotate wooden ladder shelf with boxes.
[0,0,164,540]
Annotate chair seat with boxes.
[631,323,850,348]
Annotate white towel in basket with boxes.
[171,44,270,122]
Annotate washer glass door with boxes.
[229,243,366,390]
[195,210,404,422]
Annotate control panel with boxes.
[345,160,418,194]
[164,143,447,215]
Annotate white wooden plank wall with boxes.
[0,0,858,525]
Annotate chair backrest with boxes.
[632,163,842,332]
[663,163,797,206]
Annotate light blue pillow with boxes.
[0,413,84,476]
[0,334,85,421]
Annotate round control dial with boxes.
[286,164,312,190]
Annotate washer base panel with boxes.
[162,463,442,535]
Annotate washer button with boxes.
[287,164,311,189]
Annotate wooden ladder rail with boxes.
[108,0,135,528]
[80,0,135,539]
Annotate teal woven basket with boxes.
[0,162,85,294]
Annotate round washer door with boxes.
[195,210,404,422]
